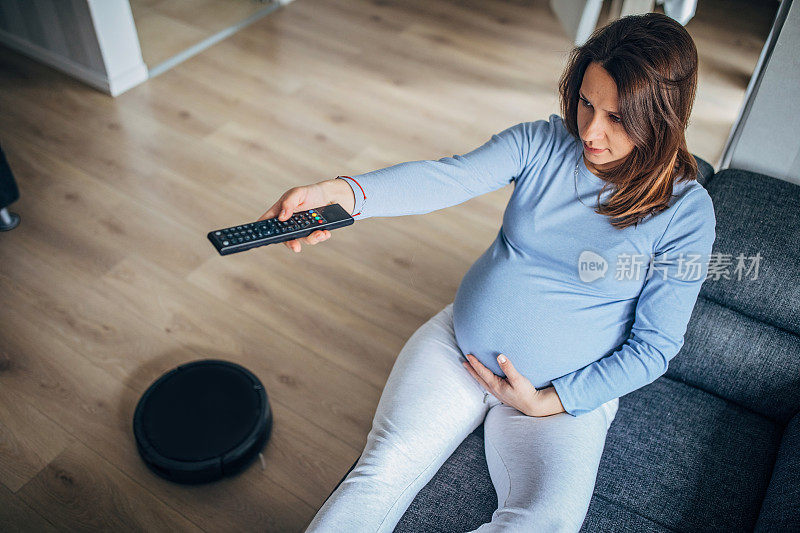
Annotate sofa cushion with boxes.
[664,167,800,423]
[665,296,800,425]
[699,169,800,335]
[588,377,782,532]
[580,495,672,532]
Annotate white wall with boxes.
[719,0,799,185]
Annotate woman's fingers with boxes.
[303,230,330,245]
[284,230,330,253]
[258,200,284,222]
[315,230,330,242]
[464,354,503,392]
[259,187,305,222]
[462,362,490,393]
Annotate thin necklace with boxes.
[573,150,593,208]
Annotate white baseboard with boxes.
[0,28,148,96]
[107,61,149,97]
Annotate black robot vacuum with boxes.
[133,359,272,484]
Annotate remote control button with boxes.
[223,240,229,245]
[215,231,221,235]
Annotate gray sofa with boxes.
[322,156,800,532]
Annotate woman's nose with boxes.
[583,115,606,142]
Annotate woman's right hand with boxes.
[257,182,332,253]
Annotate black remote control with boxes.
[207,203,354,256]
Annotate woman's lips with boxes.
[584,142,606,154]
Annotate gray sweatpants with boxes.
[305,302,619,532]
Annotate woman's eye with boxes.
[581,97,621,123]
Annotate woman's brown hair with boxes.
[558,12,699,229]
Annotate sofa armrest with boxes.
[692,154,714,186]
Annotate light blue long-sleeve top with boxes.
[337,113,716,417]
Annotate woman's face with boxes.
[577,62,635,174]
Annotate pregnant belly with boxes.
[452,252,632,389]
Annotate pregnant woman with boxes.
[262,12,716,532]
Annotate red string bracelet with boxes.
[338,175,366,217]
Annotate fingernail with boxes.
[498,354,506,363]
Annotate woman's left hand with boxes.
[462,353,565,417]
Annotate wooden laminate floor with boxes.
[0,0,778,530]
